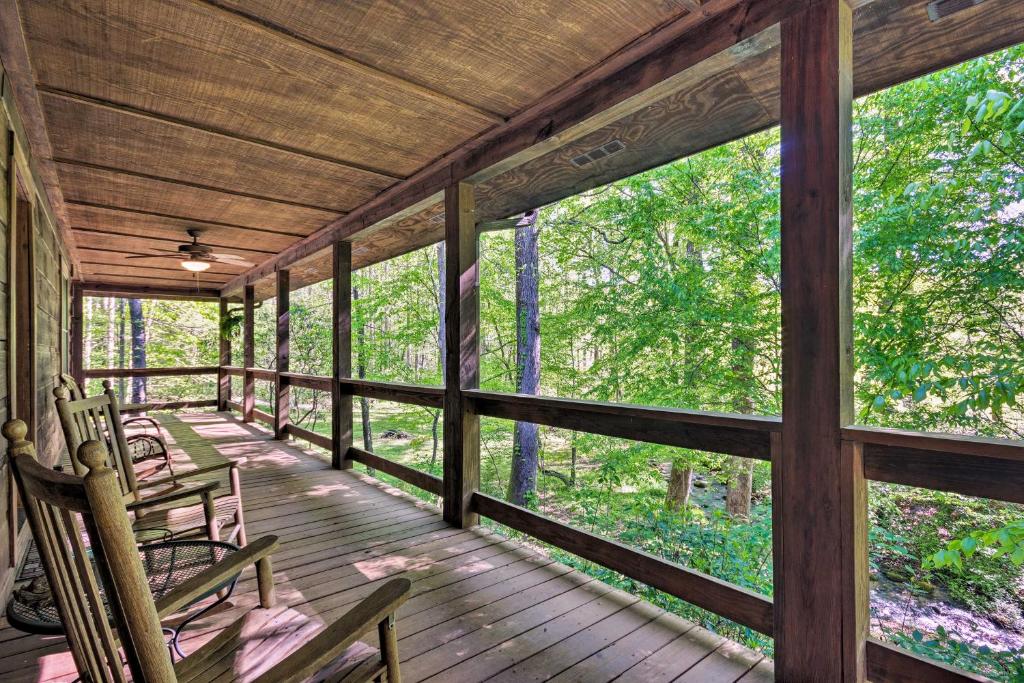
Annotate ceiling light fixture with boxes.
[181,258,211,272]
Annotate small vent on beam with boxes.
[927,0,987,21]
[570,139,626,168]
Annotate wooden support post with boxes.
[242,284,255,423]
[217,297,231,411]
[442,182,479,528]
[13,197,36,443]
[70,283,84,388]
[332,242,353,469]
[274,270,290,439]
[774,0,860,680]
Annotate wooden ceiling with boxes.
[5,0,1024,298]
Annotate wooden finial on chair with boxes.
[54,385,70,400]
[3,419,28,444]
[3,419,34,460]
[102,379,113,392]
[78,440,109,473]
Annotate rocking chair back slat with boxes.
[55,384,141,501]
[6,420,137,682]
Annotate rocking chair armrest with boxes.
[253,578,412,683]
[154,535,280,619]
[136,460,238,490]
[126,480,219,511]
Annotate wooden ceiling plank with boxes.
[80,274,225,291]
[78,249,246,276]
[21,0,496,178]
[67,201,308,242]
[54,158,344,213]
[40,91,393,213]
[58,164,340,234]
[80,262,232,281]
[37,86,404,183]
[194,0,505,124]
[70,229,275,260]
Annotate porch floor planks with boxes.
[0,411,772,682]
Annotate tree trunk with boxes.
[353,286,373,468]
[666,461,694,511]
[84,297,94,370]
[118,298,127,398]
[725,337,756,519]
[129,298,146,404]
[508,211,541,506]
[105,298,115,371]
[432,242,444,466]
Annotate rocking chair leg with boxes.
[230,465,248,546]
[256,556,275,608]
[378,614,400,683]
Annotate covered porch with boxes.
[0,0,1021,680]
[0,411,772,682]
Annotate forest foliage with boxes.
[83,46,1024,679]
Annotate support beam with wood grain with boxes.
[773,0,860,679]
[332,241,353,469]
[442,182,479,528]
[70,282,84,387]
[218,297,231,411]
[242,284,255,423]
[13,197,36,442]
[275,269,290,439]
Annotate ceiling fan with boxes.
[125,229,254,272]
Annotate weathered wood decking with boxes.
[0,411,772,682]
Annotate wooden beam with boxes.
[349,447,444,497]
[284,423,332,452]
[70,282,84,386]
[465,389,777,459]
[220,0,804,294]
[274,269,290,439]
[279,372,332,392]
[242,284,255,423]
[339,379,445,409]
[471,492,774,634]
[83,366,219,378]
[332,241,353,470]
[13,196,36,442]
[442,182,479,528]
[774,1,857,680]
[54,158,344,213]
[218,297,231,411]
[78,282,221,301]
[39,86,403,182]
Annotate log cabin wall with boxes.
[0,58,72,603]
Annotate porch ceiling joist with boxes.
[225,0,1024,299]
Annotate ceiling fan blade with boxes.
[210,253,254,267]
[124,252,179,259]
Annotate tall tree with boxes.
[129,298,147,404]
[118,298,127,398]
[508,210,541,506]
[353,285,373,453]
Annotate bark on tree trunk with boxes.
[666,461,694,511]
[118,298,126,398]
[84,297,94,371]
[432,242,444,467]
[508,211,541,506]
[725,337,755,519]
[129,298,146,404]
[353,286,373,470]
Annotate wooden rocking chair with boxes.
[55,384,248,545]
[60,373,173,479]
[5,419,410,683]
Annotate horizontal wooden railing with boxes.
[122,399,218,413]
[84,365,219,379]
[465,390,778,459]
[339,378,445,408]
[284,423,332,450]
[471,491,774,634]
[280,372,332,392]
[246,367,276,382]
[213,366,1015,681]
[349,446,444,496]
